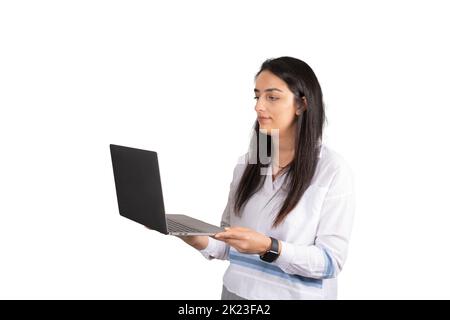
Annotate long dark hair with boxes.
[233,57,326,227]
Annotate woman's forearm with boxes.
[178,235,209,250]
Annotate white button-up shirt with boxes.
[199,144,355,299]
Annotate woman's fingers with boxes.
[216,230,251,242]
[215,230,242,240]
[216,226,243,237]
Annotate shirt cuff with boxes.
[274,240,296,271]
[198,237,227,260]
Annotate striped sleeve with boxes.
[274,161,355,279]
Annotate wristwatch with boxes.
[259,237,280,263]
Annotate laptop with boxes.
[110,144,224,236]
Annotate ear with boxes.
[295,96,308,116]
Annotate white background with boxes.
[1,0,449,299]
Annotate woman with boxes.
[180,56,355,300]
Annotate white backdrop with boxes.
[1,0,449,299]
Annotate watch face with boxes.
[260,237,279,263]
[260,251,278,263]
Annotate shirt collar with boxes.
[264,143,323,192]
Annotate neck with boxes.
[271,125,296,166]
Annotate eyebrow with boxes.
[254,88,283,93]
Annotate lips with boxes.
[258,118,271,123]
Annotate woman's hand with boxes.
[214,227,273,255]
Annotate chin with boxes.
[259,126,275,135]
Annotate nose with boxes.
[254,98,266,114]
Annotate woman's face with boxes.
[254,70,303,135]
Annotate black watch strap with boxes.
[259,237,280,263]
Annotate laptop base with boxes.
[166,214,224,236]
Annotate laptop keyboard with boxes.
[167,219,204,233]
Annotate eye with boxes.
[254,96,259,100]
[268,96,278,101]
